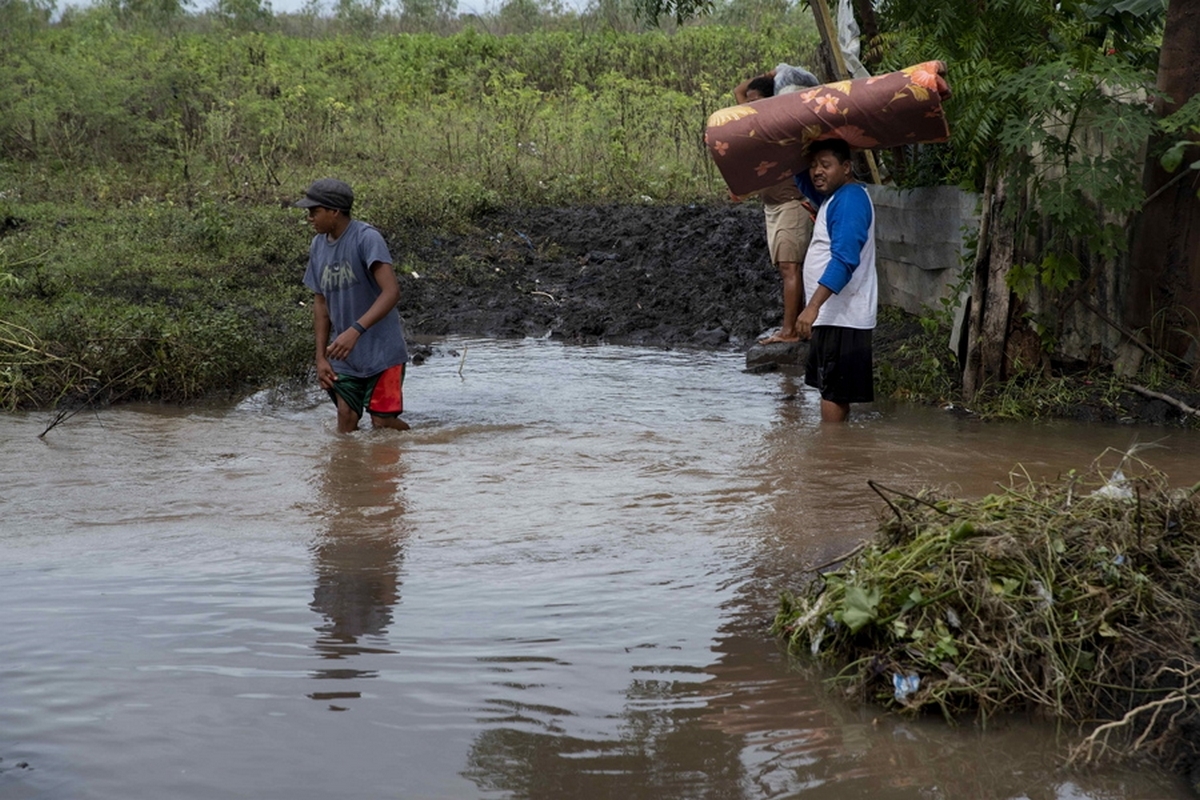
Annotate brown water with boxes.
[3,337,1198,800]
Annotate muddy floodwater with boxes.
[4,338,1200,800]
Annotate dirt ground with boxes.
[386,204,1200,427]
[393,203,785,348]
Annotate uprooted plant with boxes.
[773,448,1200,775]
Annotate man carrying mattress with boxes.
[731,64,821,345]
[793,138,878,423]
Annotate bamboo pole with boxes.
[809,0,883,185]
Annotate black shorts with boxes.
[805,326,874,404]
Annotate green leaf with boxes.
[949,521,977,542]
[934,635,960,658]
[841,585,882,633]
[1106,0,1167,15]
[900,588,924,613]
[991,576,1021,596]
[1161,140,1188,173]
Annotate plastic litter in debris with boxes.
[1091,467,1133,500]
[892,672,920,702]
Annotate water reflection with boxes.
[459,612,1101,799]
[462,661,753,798]
[308,436,408,701]
[753,373,886,575]
[4,343,1198,800]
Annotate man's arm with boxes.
[312,293,336,389]
[794,171,823,206]
[322,261,400,362]
[733,76,753,104]
[820,187,872,292]
[360,261,401,328]
[796,284,833,340]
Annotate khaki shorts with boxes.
[763,199,812,266]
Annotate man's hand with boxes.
[324,328,360,361]
[796,306,818,340]
[316,358,338,390]
[797,284,834,340]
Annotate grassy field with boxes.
[5,12,1190,424]
[0,22,820,409]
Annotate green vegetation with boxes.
[773,453,1200,772]
[872,0,1173,366]
[1,16,817,209]
[874,300,1200,424]
[855,0,1200,413]
[874,306,960,407]
[1,0,1191,421]
[0,201,311,409]
[0,18,818,409]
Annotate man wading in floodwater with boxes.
[297,178,411,433]
[793,139,878,423]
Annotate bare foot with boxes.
[757,332,800,345]
[370,415,411,431]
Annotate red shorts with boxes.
[329,364,405,419]
[366,364,405,415]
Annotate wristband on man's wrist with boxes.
[352,321,367,334]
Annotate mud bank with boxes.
[385,204,1200,427]
[393,204,784,348]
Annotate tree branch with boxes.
[1128,384,1200,418]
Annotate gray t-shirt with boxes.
[302,219,408,378]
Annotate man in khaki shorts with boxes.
[733,70,818,343]
[758,177,812,343]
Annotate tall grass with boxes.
[0,21,819,409]
[1,25,820,212]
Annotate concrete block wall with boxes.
[864,183,1131,367]
[865,184,980,316]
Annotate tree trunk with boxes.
[963,167,1017,401]
[1125,0,1200,382]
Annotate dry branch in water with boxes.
[1071,664,1200,767]
[1128,384,1200,418]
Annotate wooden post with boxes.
[962,167,994,401]
[809,0,843,81]
[810,0,848,79]
[963,168,1016,401]
[809,0,883,185]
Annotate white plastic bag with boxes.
[837,0,871,79]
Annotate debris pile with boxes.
[773,450,1200,774]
